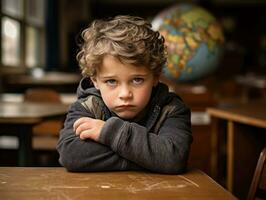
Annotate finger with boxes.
[79,130,93,140]
[75,120,94,135]
[75,122,90,135]
[73,117,91,131]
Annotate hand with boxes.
[73,117,105,141]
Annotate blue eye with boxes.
[105,79,117,86]
[132,78,144,85]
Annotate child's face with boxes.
[91,55,158,120]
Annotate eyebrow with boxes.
[99,73,149,79]
[98,75,116,80]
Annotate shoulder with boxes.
[151,92,191,133]
[79,95,106,119]
[160,94,190,118]
[154,82,189,112]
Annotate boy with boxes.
[57,15,192,174]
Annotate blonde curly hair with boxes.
[76,15,167,77]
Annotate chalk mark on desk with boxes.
[19,172,200,195]
[178,175,199,187]
[42,185,90,192]
[115,174,198,193]
[0,174,10,178]
[126,181,187,193]
[94,179,188,194]
[101,185,111,189]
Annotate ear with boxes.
[90,76,99,89]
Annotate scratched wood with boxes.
[0,167,236,200]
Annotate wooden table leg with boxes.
[227,120,234,192]
[18,125,32,166]
[210,117,218,180]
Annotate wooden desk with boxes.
[0,93,77,105]
[0,102,69,166]
[207,100,266,199]
[4,72,81,93]
[0,167,236,200]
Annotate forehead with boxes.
[98,55,152,76]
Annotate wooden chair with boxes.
[247,147,266,200]
[24,88,63,150]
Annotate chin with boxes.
[119,115,135,120]
[117,113,136,120]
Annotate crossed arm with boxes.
[57,101,192,174]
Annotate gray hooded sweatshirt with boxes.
[57,78,192,174]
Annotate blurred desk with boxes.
[236,74,266,89]
[0,167,236,200]
[236,74,266,101]
[207,100,266,199]
[0,102,69,166]
[0,93,76,105]
[4,72,81,93]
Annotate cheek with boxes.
[101,91,115,108]
[135,87,153,105]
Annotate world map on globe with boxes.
[152,4,225,82]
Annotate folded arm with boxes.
[98,101,192,174]
[56,102,142,172]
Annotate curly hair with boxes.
[76,15,167,77]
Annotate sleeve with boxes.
[98,100,192,174]
[56,101,143,172]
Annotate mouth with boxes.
[115,105,135,111]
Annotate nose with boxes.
[118,85,133,100]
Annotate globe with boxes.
[152,4,225,82]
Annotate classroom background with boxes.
[0,0,265,199]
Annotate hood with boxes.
[150,82,174,108]
[76,77,101,99]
